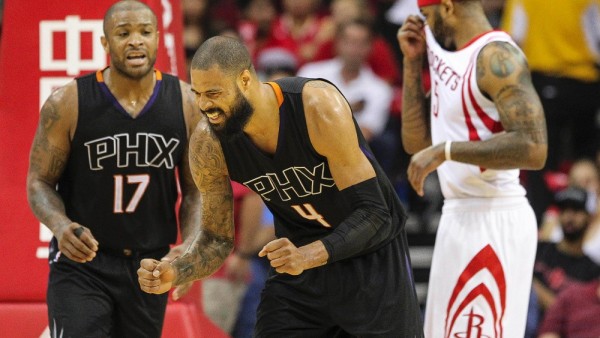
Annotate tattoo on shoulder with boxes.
[30,99,69,178]
[488,42,518,78]
[41,100,61,131]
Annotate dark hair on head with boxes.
[191,36,255,76]
[103,0,157,36]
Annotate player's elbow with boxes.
[401,135,428,155]
[524,143,547,170]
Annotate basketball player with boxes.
[138,36,424,337]
[397,0,547,336]
[26,1,201,337]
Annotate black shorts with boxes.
[254,234,424,338]
[47,239,169,338]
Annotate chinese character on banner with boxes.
[0,0,184,303]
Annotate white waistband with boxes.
[442,196,531,213]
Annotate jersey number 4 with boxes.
[291,203,332,228]
[113,174,150,213]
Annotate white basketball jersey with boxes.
[425,26,527,199]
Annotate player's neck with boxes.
[103,67,156,104]
[453,17,493,50]
[242,83,282,155]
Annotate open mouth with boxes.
[206,112,220,119]
[126,52,146,65]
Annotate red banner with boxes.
[0,0,185,302]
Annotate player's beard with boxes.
[210,88,254,141]
[431,8,456,51]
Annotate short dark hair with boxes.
[191,36,254,76]
[103,0,157,36]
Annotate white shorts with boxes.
[424,196,537,338]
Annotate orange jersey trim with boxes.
[266,82,284,107]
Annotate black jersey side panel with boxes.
[57,71,186,250]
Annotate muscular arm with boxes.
[402,57,432,154]
[26,82,97,262]
[177,81,203,245]
[398,15,431,154]
[171,116,234,285]
[449,41,547,169]
[292,81,393,266]
[26,83,75,236]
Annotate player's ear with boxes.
[440,0,455,16]
[101,36,109,53]
[239,69,252,91]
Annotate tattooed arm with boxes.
[172,82,203,249]
[138,115,234,294]
[26,82,99,263]
[158,81,204,300]
[406,41,547,196]
[449,41,547,169]
[397,15,432,154]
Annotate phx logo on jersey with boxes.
[445,245,506,338]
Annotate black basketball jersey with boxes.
[218,77,406,249]
[57,69,186,250]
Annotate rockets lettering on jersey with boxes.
[427,48,461,91]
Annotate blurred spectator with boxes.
[182,0,241,71]
[570,159,600,215]
[256,47,299,81]
[312,0,400,84]
[502,0,600,222]
[237,0,282,64]
[537,278,600,338]
[297,19,392,142]
[538,159,600,266]
[202,182,274,335]
[297,19,402,190]
[271,0,334,65]
[182,0,211,70]
[533,186,600,315]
